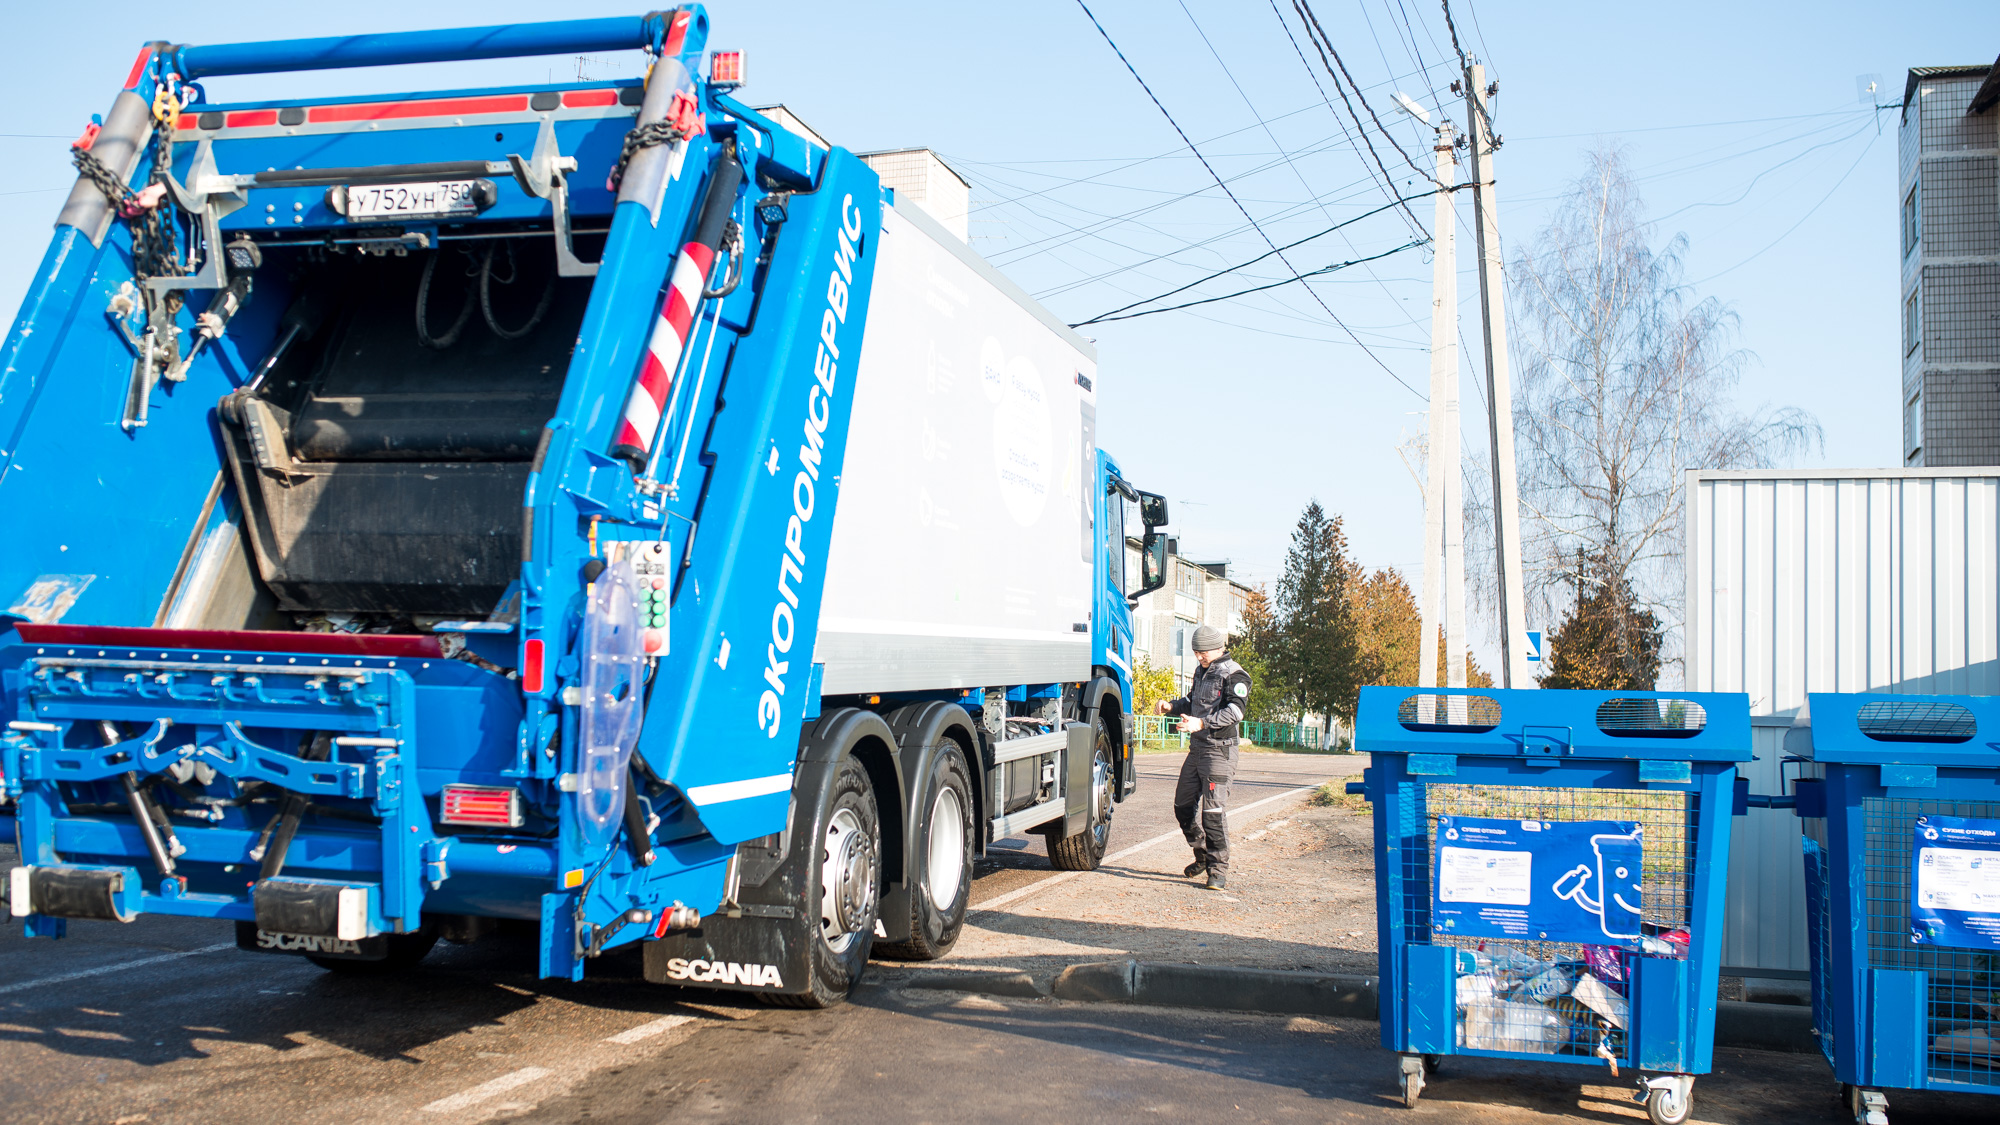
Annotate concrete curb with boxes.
[1050,960,1376,1019]
[901,968,1048,999]
[893,959,1821,1055]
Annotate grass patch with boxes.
[1307,781,1370,814]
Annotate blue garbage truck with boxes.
[0,8,1171,1006]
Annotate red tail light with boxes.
[522,638,545,693]
[709,50,745,88]
[441,784,524,828]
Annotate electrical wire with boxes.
[1075,239,1428,325]
[1440,0,1471,69]
[1174,0,1445,352]
[1283,0,1433,232]
[1296,0,1436,181]
[1071,189,1443,325]
[1073,0,1427,397]
[1687,124,1884,285]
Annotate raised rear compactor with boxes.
[0,8,1172,1005]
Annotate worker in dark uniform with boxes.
[1156,624,1252,890]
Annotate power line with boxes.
[1073,0,1426,397]
[1439,0,1471,69]
[1285,0,1435,231]
[1075,239,1428,325]
[1687,123,1884,285]
[1264,0,1428,241]
[1173,0,1442,354]
[1072,189,1445,324]
[1296,0,1436,182]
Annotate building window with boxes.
[1905,390,1921,457]
[1902,184,1919,258]
[1176,563,1203,597]
[1905,289,1921,357]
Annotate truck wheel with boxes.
[766,754,882,1008]
[875,743,973,961]
[307,930,439,975]
[1047,717,1115,871]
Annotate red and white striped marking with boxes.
[612,241,714,461]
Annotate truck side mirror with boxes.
[1136,532,1168,599]
[1138,491,1168,529]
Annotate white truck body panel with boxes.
[817,199,1099,694]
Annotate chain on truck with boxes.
[0,8,1177,1005]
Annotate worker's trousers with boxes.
[1173,754,1232,874]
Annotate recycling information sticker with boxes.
[1911,815,2000,949]
[1432,816,1646,945]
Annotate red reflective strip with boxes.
[662,10,691,55]
[123,47,155,91]
[226,109,278,128]
[522,638,546,693]
[562,89,619,108]
[177,117,200,131]
[308,94,529,124]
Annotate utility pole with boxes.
[1464,61,1532,689]
[1417,119,1465,716]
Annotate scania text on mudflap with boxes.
[0,9,1171,1005]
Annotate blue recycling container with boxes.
[1351,687,1751,1125]
[1792,693,2000,1125]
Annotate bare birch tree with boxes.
[1476,147,1819,678]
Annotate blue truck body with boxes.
[0,9,1168,1000]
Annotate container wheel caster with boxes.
[1642,1074,1693,1125]
[1423,1054,1440,1076]
[1398,1054,1427,1108]
[1846,1084,1888,1125]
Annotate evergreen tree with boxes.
[1273,501,1365,735]
[1540,553,1662,690]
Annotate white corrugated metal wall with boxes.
[1685,469,2000,974]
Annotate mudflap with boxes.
[643,750,842,997]
[642,909,805,993]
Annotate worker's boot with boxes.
[1206,869,1229,891]
[1184,854,1207,878]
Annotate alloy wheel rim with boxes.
[819,806,875,953]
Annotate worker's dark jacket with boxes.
[1166,656,1252,770]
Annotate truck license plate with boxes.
[345,180,480,220]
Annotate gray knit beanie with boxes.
[1191,625,1225,653]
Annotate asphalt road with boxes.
[968,750,1357,904]
[0,751,1373,1124]
[3,750,1993,1124]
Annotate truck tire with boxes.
[1046,715,1115,871]
[306,929,439,975]
[765,753,882,1008]
[874,743,973,961]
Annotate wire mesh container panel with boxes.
[1862,796,2000,1087]
[1403,783,1700,1064]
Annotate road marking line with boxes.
[971,784,1320,915]
[605,1014,693,1044]
[0,942,237,996]
[422,1067,553,1114]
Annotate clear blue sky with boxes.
[3,1,1995,667]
